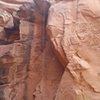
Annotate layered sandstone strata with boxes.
[0,20,33,100]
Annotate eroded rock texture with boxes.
[0,0,64,100]
[26,1,64,100]
[0,0,100,100]
[0,20,33,100]
[47,0,100,100]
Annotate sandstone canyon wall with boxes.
[0,0,100,100]
[47,0,100,100]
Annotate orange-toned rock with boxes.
[1,0,100,100]
[26,1,65,100]
[0,18,33,100]
[47,0,100,100]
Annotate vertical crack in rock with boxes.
[1,0,100,100]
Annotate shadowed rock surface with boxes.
[0,0,63,100]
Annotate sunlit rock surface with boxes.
[47,0,100,100]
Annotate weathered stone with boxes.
[0,13,33,99]
[1,0,100,100]
[47,0,100,100]
[0,27,5,41]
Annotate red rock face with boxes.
[47,0,100,100]
[0,1,64,100]
[16,0,33,2]
[0,19,33,100]
[0,1,33,99]
[1,0,100,100]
